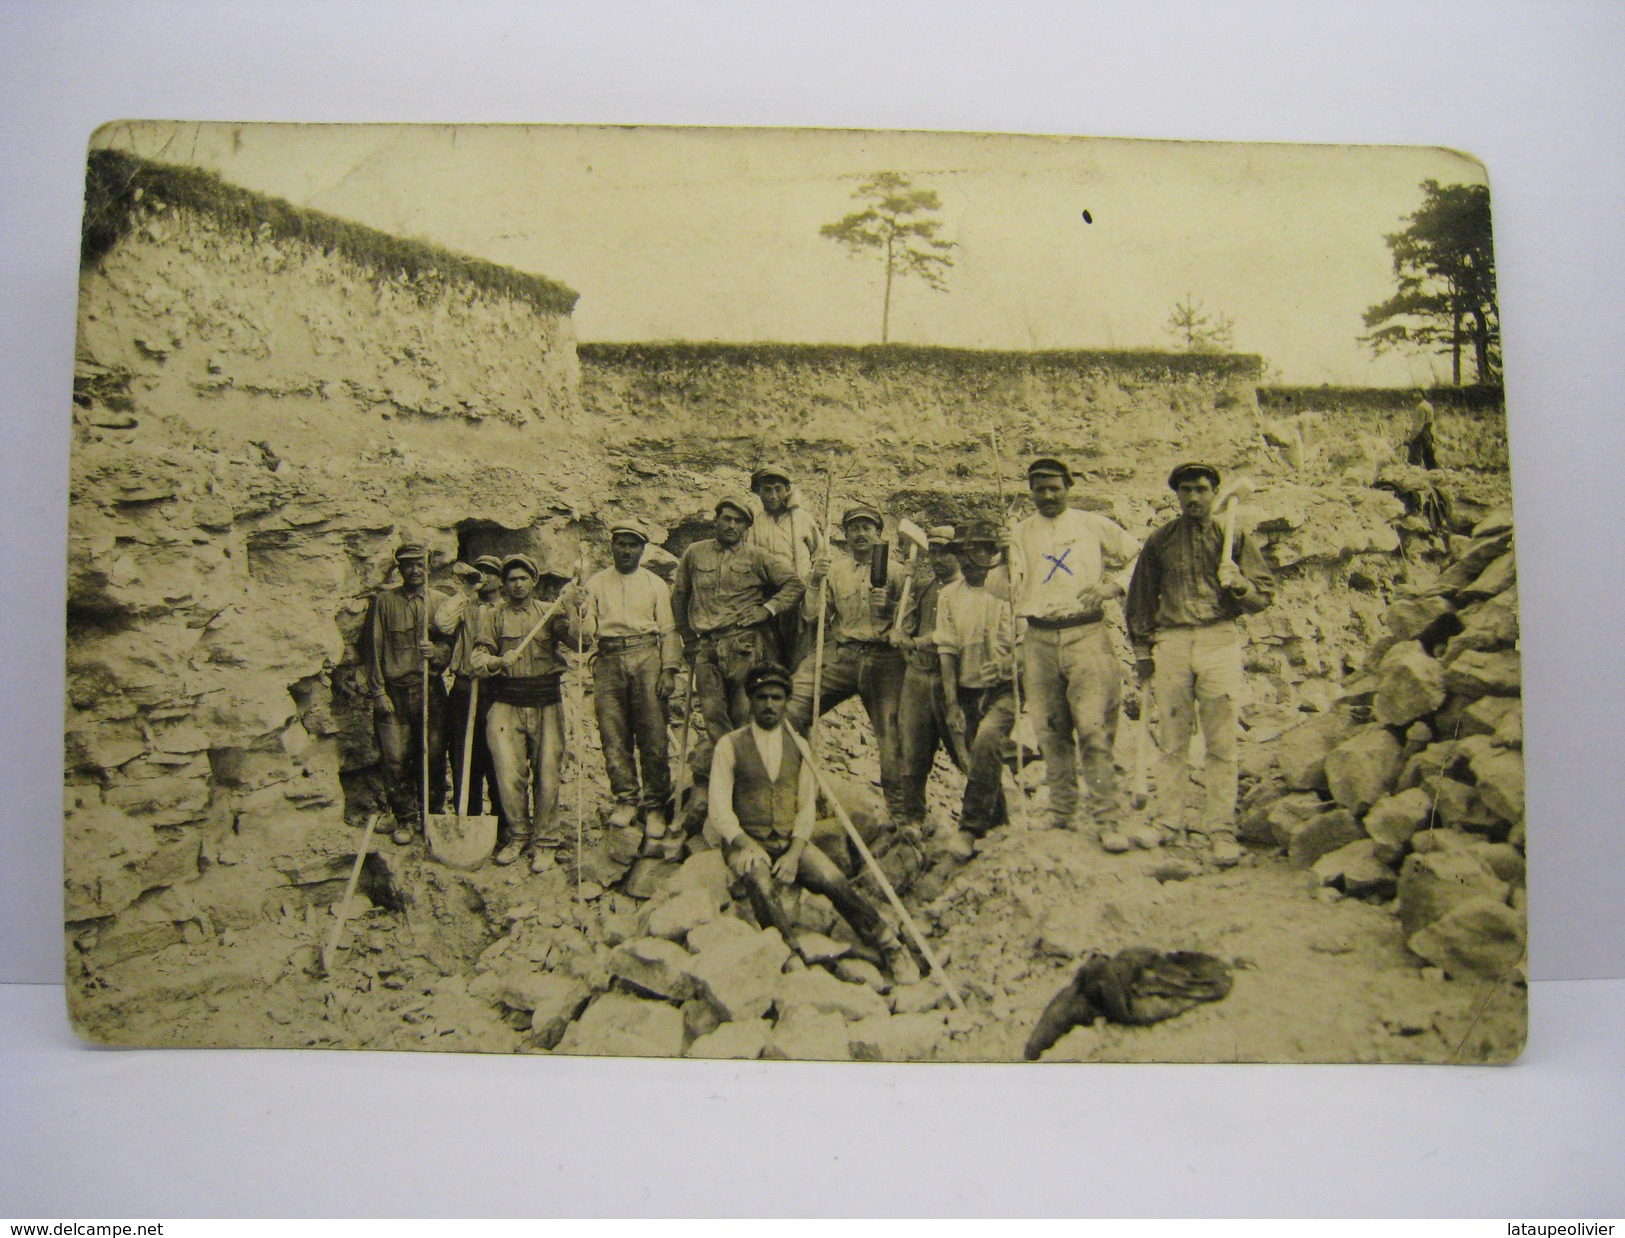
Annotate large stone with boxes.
[1262,792,1336,851]
[667,849,731,907]
[1430,778,1506,836]
[1285,808,1364,870]
[834,957,889,994]
[1471,842,1526,887]
[554,992,685,1058]
[688,927,792,1021]
[1457,695,1519,739]
[1472,509,1515,540]
[622,857,682,899]
[1311,839,1397,898]
[1373,641,1447,727]
[1397,850,1510,939]
[1430,533,1514,596]
[642,887,725,943]
[1408,899,1526,980]
[687,1017,773,1060]
[1470,746,1525,824]
[1443,650,1522,700]
[607,936,698,1001]
[890,982,950,1015]
[687,915,765,956]
[762,1006,852,1061]
[1363,786,1434,863]
[1493,702,1523,749]
[470,971,588,1038]
[1384,595,1457,644]
[1443,588,1519,663]
[1274,710,1357,792]
[848,1012,949,1062]
[1460,551,1516,601]
[773,967,891,1023]
[1399,740,1456,792]
[1324,726,1403,814]
[681,997,721,1043]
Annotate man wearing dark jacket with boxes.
[1125,463,1275,866]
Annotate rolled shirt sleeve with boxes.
[707,733,742,846]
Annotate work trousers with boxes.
[897,663,965,823]
[1022,621,1121,822]
[486,700,565,846]
[787,641,908,821]
[446,678,500,822]
[692,626,773,757]
[593,642,672,811]
[1152,621,1244,829]
[959,682,1015,837]
[375,676,448,825]
[727,835,885,948]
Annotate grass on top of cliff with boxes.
[81,148,579,316]
[579,340,1264,379]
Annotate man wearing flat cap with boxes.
[672,496,805,764]
[893,523,967,837]
[708,662,920,983]
[432,555,507,839]
[582,519,683,852]
[1126,462,1275,866]
[935,521,1019,852]
[788,504,909,823]
[746,463,826,668]
[360,540,453,846]
[471,553,584,871]
[1004,458,1142,832]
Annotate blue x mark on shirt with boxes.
[1042,547,1074,583]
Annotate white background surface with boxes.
[2,0,1622,1216]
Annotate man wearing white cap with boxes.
[583,519,682,851]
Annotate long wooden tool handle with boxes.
[674,660,698,801]
[457,676,478,818]
[988,429,1028,819]
[322,812,381,976]
[889,544,919,637]
[791,732,965,1011]
[1133,683,1151,806]
[508,582,574,660]
[420,598,431,828]
[1221,498,1238,565]
[809,579,829,751]
[574,546,588,901]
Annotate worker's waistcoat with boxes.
[729,726,802,842]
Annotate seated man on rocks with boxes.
[707,661,920,984]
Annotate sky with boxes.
[94,122,1489,386]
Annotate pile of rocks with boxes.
[466,849,956,1060]
[1240,507,1525,981]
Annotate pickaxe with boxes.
[1216,476,1256,566]
[887,517,932,639]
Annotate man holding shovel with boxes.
[472,554,583,872]
[893,524,965,835]
[434,555,506,843]
[788,505,909,823]
[582,519,683,855]
[361,541,452,847]
[1125,462,1275,867]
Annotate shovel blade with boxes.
[426,812,498,869]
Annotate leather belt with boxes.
[597,632,659,653]
[1025,612,1103,631]
[837,638,897,651]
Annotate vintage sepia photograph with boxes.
[64,122,1523,1063]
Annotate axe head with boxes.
[1215,476,1255,509]
[895,517,930,555]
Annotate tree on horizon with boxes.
[1361,180,1500,386]
[820,172,955,344]
[1165,293,1236,354]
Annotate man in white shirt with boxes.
[935,521,1018,850]
[709,662,919,982]
[1004,457,1141,832]
[582,519,683,852]
[745,463,825,668]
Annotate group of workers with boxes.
[359,456,1275,975]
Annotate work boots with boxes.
[493,833,531,867]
